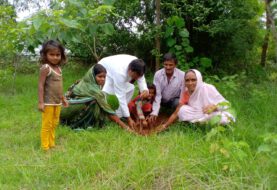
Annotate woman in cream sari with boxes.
[160,69,235,130]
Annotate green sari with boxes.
[60,66,115,129]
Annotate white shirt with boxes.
[99,54,148,117]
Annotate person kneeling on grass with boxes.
[60,64,131,132]
[98,54,149,129]
[159,69,236,131]
[128,83,156,132]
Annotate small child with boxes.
[38,40,68,151]
[128,84,156,130]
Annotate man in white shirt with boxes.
[148,53,185,123]
[99,54,149,128]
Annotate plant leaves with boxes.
[100,23,114,35]
[179,30,189,38]
[185,46,193,53]
[32,17,42,30]
[59,18,80,29]
[165,27,174,38]
[257,144,272,153]
[200,57,212,68]
[167,38,176,47]
[175,17,185,28]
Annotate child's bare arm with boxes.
[62,96,69,107]
[38,66,49,112]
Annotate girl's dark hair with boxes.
[163,52,178,65]
[39,40,67,65]
[128,59,146,76]
[93,64,107,76]
[147,83,156,94]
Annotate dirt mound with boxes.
[130,113,169,135]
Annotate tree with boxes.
[105,0,262,72]
[155,0,161,71]
[165,0,262,72]
[261,0,273,66]
[0,2,23,58]
[22,0,116,63]
[0,1,28,94]
[11,0,263,72]
[7,0,50,12]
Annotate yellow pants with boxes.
[41,105,61,150]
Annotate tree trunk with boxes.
[155,0,161,71]
[261,32,270,67]
[12,54,20,95]
[260,0,272,67]
[267,1,277,63]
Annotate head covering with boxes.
[190,69,203,92]
[187,69,226,107]
[72,66,115,115]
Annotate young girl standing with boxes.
[38,40,68,151]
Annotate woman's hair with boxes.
[128,59,146,76]
[147,83,156,94]
[93,64,107,76]
[185,69,196,77]
[163,52,178,65]
[39,40,67,65]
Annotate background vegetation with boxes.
[0,0,277,189]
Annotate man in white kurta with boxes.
[98,54,148,127]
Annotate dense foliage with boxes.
[1,0,270,73]
[0,2,18,57]
[105,0,264,72]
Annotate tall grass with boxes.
[0,64,276,189]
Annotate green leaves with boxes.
[257,133,277,155]
[102,0,115,5]
[59,18,81,29]
[32,17,43,30]
[257,145,272,153]
[200,57,212,69]
[166,38,176,47]
[165,27,174,38]
[22,0,116,61]
[185,46,193,53]
[209,115,222,127]
[166,16,184,28]
[100,23,114,35]
[0,4,23,56]
[164,16,193,68]
[179,29,189,38]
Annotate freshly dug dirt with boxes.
[131,113,169,135]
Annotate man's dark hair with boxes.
[163,52,178,65]
[128,59,146,76]
[93,64,107,76]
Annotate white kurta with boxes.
[98,54,148,117]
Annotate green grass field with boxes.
[0,64,276,189]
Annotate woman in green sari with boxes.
[60,64,130,130]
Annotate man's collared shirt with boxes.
[151,68,185,116]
